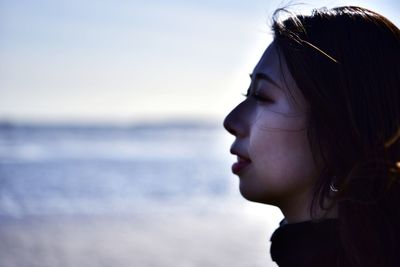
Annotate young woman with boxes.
[224,6,400,267]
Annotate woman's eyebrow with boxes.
[249,73,283,90]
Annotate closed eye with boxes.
[242,89,274,103]
[251,92,274,103]
[244,74,274,103]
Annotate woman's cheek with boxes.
[254,107,307,132]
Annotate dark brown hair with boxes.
[273,6,400,267]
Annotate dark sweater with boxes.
[270,218,348,267]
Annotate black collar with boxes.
[270,219,340,267]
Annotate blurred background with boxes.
[0,0,398,266]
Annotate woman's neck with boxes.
[279,190,338,224]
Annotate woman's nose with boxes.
[223,103,247,137]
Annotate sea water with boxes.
[0,121,281,267]
[0,121,241,217]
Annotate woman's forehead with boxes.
[253,42,281,77]
[252,42,307,108]
[252,42,294,85]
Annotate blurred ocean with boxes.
[0,121,280,267]
[0,121,237,217]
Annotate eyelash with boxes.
[243,90,273,103]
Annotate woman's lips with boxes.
[231,156,251,175]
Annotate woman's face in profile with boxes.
[224,42,321,207]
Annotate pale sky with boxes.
[0,0,399,123]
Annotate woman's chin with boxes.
[239,183,278,205]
